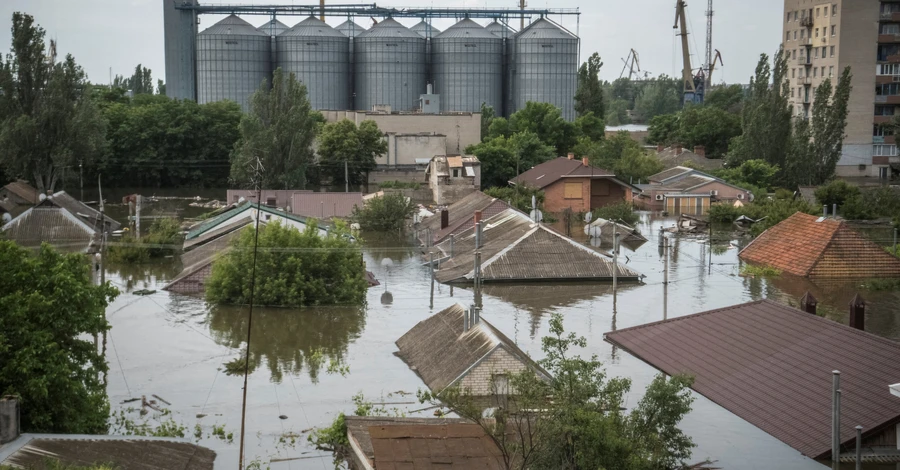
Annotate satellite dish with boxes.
[584,212,593,223]
[381,292,393,305]
[529,209,543,223]
[585,224,601,238]
[1,213,11,223]
[238,197,246,203]
[589,236,603,248]
[381,258,394,268]
[39,193,47,202]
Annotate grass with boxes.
[886,245,900,258]
[860,278,900,291]
[740,264,782,277]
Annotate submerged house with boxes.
[639,166,752,214]
[605,299,900,462]
[510,155,636,214]
[1,191,120,253]
[395,303,551,396]
[0,181,39,219]
[739,212,900,279]
[433,209,641,284]
[425,155,482,205]
[417,190,511,246]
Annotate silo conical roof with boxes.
[281,17,345,37]
[436,18,496,39]
[486,21,514,38]
[357,18,421,39]
[515,17,576,39]
[410,20,441,38]
[336,20,367,37]
[257,19,289,36]
[200,14,268,36]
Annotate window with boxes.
[787,12,791,22]
[878,44,900,61]
[877,83,900,96]
[815,48,819,59]
[794,30,798,40]
[795,11,799,21]
[564,182,582,199]
[830,45,835,57]
[824,5,829,16]
[821,66,825,77]
[266,197,276,207]
[452,168,460,177]
[882,24,900,35]
[879,63,900,76]
[799,68,804,78]
[792,68,796,78]
[875,105,896,116]
[874,124,894,137]
[800,48,805,57]
[793,49,797,59]
[873,144,897,156]
[831,25,836,36]
[829,66,834,77]
[801,29,805,39]
[812,67,817,77]
[786,31,791,41]
[822,46,827,58]
[816,7,820,17]
[880,167,889,179]
[832,4,837,15]
[882,3,900,14]
[791,88,795,98]
[815,28,819,38]
[493,374,510,395]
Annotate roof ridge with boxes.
[606,299,770,336]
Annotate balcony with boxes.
[886,54,900,63]
[876,95,900,104]
[799,77,812,86]
[879,33,900,43]
[874,116,894,125]
[800,16,814,27]
[798,37,812,46]
[876,75,900,84]
[798,56,812,66]
[881,12,900,22]
[802,95,812,105]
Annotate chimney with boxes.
[582,157,589,166]
[833,203,838,218]
[694,145,706,158]
[0,396,19,445]
[473,305,480,325]
[674,144,683,155]
[473,210,482,225]
[440,209,449,230]
[567,152,575,160]
[427,82,433,94]
[800,291,818,315]
[849,294,865,331]
[656,143,664,153]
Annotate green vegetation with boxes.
[309,392,404,466]
[317,119,387,188]
[107,218,182,264]
[378,180,421,190]
[484,185,545,214]
[467,130,555,188]
[584,131,664,183]
[592,201,640,227]
[351,193,416,232]
[708,196,818,236]
[740,264,782,277]
[0,241,118,433]
[110,406,187,438]
[886,245,900,258]
[860,277,900,291]
[1,462,117,470]
[206,220,366,307]
[575,52,605,119]
[111,63,155,95]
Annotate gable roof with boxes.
[48,191,120,231]
[419,191,510,244]
[739,212,900,278]
[1,181,39,203]
[657,148,725,171]
[395,303,551,393]
[1,192,120,253]
[434,209,642,284]
[511,157,617,189]
[186,201,318,240]
[605,299,900,459]
[291,192,363,219]
[648,166,695,183]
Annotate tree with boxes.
[814,179,860,207]
[467,131,555,188]
[508,102,577,156]
[230,68,318,189]
[317,119,386,188]
[0,241,119,433]
[646,113,679,145]
[716,159,779,192]
[0,12,106,193]
[704,84,745,114]
[574,111,605,143]
[351,193,416,232]
[676,105,741,158]
[206,220,367,307]
[575,53,605,119]
[480,102,495,141]
[484,185,544,213]
[633,75,682,121]
[156,79,166,96]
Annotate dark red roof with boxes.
[511,157,615,189]
[605,300,900,459]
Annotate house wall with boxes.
[226,190,301,210]
[369,167,426,189]
[430,166,481,206]
[862,421,899,449]
[382,134,448,167]
[696,181,753,203]
[167,263,213,294]
[458,347,531,396]
[543,178,630,214]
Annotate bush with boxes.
[107,218,182,264]
[708,203,743,223]
[378,180,421,190]
[840,195,877,220]
[205,220,367,307]
[484,185,544,213]
[352,193,416,232]
[815,180,859,207]
[708,198,818,236]
[592,201,639,226]
[740,264,781,277]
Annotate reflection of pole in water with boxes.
[380,257,394,305]
[610,300,618,362]
[663,236,669,321]
[612,232,619,314]
[429,252,435,309]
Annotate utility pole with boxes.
[832,370,841,463]
[79,161,83,202]
[663,236,669,320]
[519,0,526,31]
[612,232,619,312]
[320,0,325,21]
[429,251,435,309]
[135,195,142,239]
[344,160,349,193]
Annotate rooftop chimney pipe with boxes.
[474,210,482,225]
[823,205,828,217]
[674,144,682,155]
[567,152,575,160]
[440,209,449,230]
[800,291,818,315]
[656,144,664,153]
[694,145,706,158]
[849,294,865,331]
[582,157,589,166]
[833,203,838,218]
[0,396,19,445]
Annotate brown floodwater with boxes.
[101,208,900,469]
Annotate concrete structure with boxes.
[782,0,893,178]
[638,166,753,214]
[226,189,308,210]
[426,155,482,205]
[511,155,636,214]
[291,192,363,219]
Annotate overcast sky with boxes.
[0,0,782,87]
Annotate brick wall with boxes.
[459,347,531,395]
[543,178,630,214]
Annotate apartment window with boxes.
[824,5,829,16]
[799,68,804,78]
[873,144,897,156]
[816,7,820,17]
[829,66,834,77]
[798,86,803,96]
[792,68,796,78]
[874,124,894,137]
[879,63,900,76]
[795,11,799,21]
[822,46,826,57]
[794,30,798,40]
[877,83,900,96]
[821,66,825,77]
[882,3,900,14]
[801,29,805,39]
[793,49,797,59]
[815,48,819,59]
[832,4,837,15]
[791,88,795,98]
[875,105,896,116]
[786,31,791,42]
[813,67,818,78]
[815,28,819,38]
[882,24,900,35]
[831,25,836,36]
[830,45,835,57]
[787,12,791,23]
[800,48,805,57]
[879,44,900,61]
[881,167,890,179]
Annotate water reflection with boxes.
[106,261,181,292]
[360,232,417,266]
[206,304,367,383]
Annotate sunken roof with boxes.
[605,299,900,459]
[434,209,642,284]
[1,180,39,204]
[291,192,363,219]
[1,192,119,253]
[418,190,510,244]
[657,147,724,171]
[511,157,616,189]
[739,212,900,278]
[648,166,694,183]
[186,201,318,241]
[396,303,550,393]
[661,174,717,191]
[165,225,247,294]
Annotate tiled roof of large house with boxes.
[739,212,900,278]
[510,157,618,189]
[605,299,900,459]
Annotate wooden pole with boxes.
[663,236,669,320]
[429,252,435,309]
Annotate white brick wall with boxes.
[459,347,532,395]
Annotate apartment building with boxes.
[783,0,897,179]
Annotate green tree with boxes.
[0,12,106,193]
[677,105,741,158]
[0,241,119,433]
[575,53,605,119]
[574,111,605,143]
[508,102,577,156]
[716,159,780,191]
[612,147,665,184]
[604,98,632,126]
[704,84,745,114]
[484,185,544,213]
[351,193,416,232]
[231,68,318,189]
[467,131,555,188]
[480,102,495,141]
[634,75,682,121]
[156,79,166,96]
[814,179,860,207]
[318,119,386,188]
[206,220,367,307]
[646,113,679,145]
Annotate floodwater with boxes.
[100,204,900,470]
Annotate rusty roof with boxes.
[345,417,503,470]
[419,191,508,243]
[291,192,363,219]
[395,303,551,393]
[605,299,900,459]
[434,209,641,284]
[739,212,900,278]
[511,157,616,189]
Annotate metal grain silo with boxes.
[277,17,350,110]
[432,19,502,113]
[354,18,426,112]
[513,18,578,121]
[257,19,288,37]
[196,15,271,112]
[487,21,515,117]
[410,21,440,38]
[336,20,367,38]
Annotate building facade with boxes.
[782,0,896,178]
[426,156,482,205]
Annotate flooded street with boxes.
[101,206,900,469]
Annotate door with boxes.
[674,198,681,214]
[880,166,889,179]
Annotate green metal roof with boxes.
[186,202,353,241]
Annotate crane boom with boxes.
[674,0,695,95]
[708,49,723,84]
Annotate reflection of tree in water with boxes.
[105,260,181,292]
[207,304,367,383]
[361,232,416,266]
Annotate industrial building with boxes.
[163,2,580,119]
[782,0,897,178]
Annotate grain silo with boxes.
[196,15,271,111]
[257,19,289,36]
[335,20,367,38]
[410,21,440,38]
[277,17,350,110]
[355,18,426,112]
[410,21,441,91]
[486,21,515,117]
[512,18,578,121]
[432,19,502,113]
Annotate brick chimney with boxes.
[582,157,589,166]
[800,291,817,315]
[0,396,19,445]
[674,144,683,155]
[440,208,449,230]
[657,143,664,153]
[473,210,482,225]
[849,294,865,331]
[694,145,706,157]
[567,152,575,160]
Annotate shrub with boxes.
[740,264,781,277]
[708,203,743,223]
[840,195,877,220]
[860,278,900,291]
[592,201,639,226]
[351,193,416,232]
[107,218,182,264]
[815,180,859,207]
[483,185,544,213]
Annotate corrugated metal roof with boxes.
[368,423,503,469]
[199,14,268,36]
[165,227,246,294]
[648,166,694,183]
[657,148,725,171]
[410,20,441,37]
[434,209,641,283]
[345,417,487,469]
[335,20,367,37]
[291,192,363,219]
[186,202,318,240]
[739,212,900,278]
[281,17,345,38]
[48,191,120,232]
[1,181,38,203]
[485,21,514,38]
[662,174,715,191]
[434,19,494,39]
[512,157,616,189]
[395,303,551,393]
[356,18,422,39]
[432,200,510,245]
[257,18,288,35]
[1,207,96,253]
[514,17,576,40]
[605,299,900,460]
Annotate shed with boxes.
[739,212,900,278]
[395,303,551,395]
[417,190,511,246]
[433,209,641,284]
[605,299,900,460]
[291,192,363,219]
[1,191,120,253]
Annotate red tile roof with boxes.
[739,212,900,278]
[511,157,615,189]
[605,299,900,459]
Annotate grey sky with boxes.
[0,0,782,88]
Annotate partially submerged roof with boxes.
[511,157,617,190]
[434,209,642,284]
[739,212,900,278]
[418,191,510,245]
[1,192,120,253]
[1,180,39,204]
[165,225,247,294]
[186,201,321,241]
[588,217,648,251]
[657,147,724,171]
[291,192,363,219]
[605,299,900,460]
[396,303,551,393]
[0,434,216,469]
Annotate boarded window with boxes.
[266,197,277,207]
[564,182,583,199]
